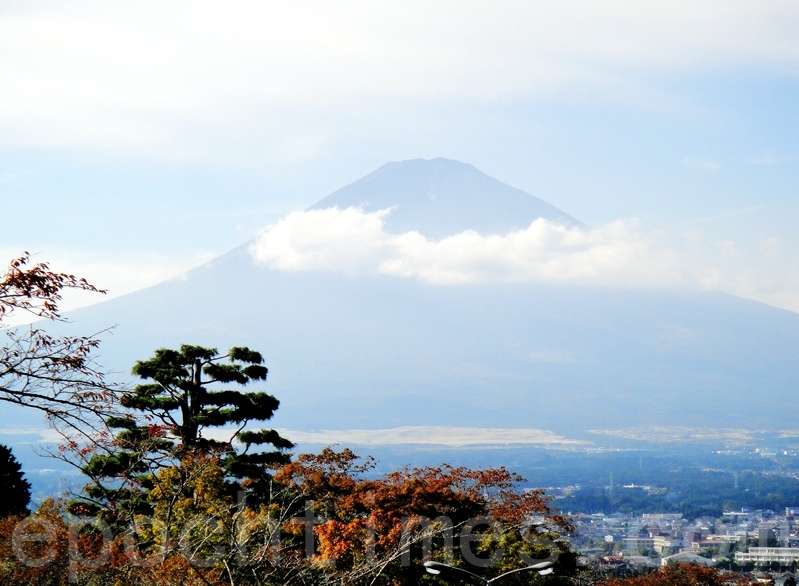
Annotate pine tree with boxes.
[78,344,294,521]
[0,444,31,517]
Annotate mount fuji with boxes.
[17,158,799,445]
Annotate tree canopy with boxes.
[0,444,31,518]
[598,563,756,586]
[76,344,294,523]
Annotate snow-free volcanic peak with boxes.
[26,159,799,443]
[309,157,585,239]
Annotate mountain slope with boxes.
[60,249,799,437]
[23,158,799,441]
[310,158,585,238]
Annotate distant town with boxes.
[569,506,799,582]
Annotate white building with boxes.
[735,547,799,565]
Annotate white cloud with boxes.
[249,206,799,313]
[0,247,218,325]
[0,2,797,161]
[250,207,683,287]
[675,229,799,312]
[379,221,678,286]
[247,207,394,275]
[0,427,63,444]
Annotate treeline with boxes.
[558,468,799,518]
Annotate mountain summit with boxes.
[310,158,585,238]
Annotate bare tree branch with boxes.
[0,252,119,436]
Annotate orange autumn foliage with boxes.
[275,447,572,569]
[600,564,758,586]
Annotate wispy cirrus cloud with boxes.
[683,157,720,173]
[527,349,574,363]
[746,154,797,166]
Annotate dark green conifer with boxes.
[0,444,31,517]
[78,345,293,521]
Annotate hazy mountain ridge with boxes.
[13,158,799,443]
[53,248,799,437]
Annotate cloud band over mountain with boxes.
[248,204,799,311]
[249,206,682,287]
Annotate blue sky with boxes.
[1,2,798,311]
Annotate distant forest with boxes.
[358,445,799,520]
[528,451,799,519]
[556,468,799,520]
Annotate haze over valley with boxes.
[2,5,798,560]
